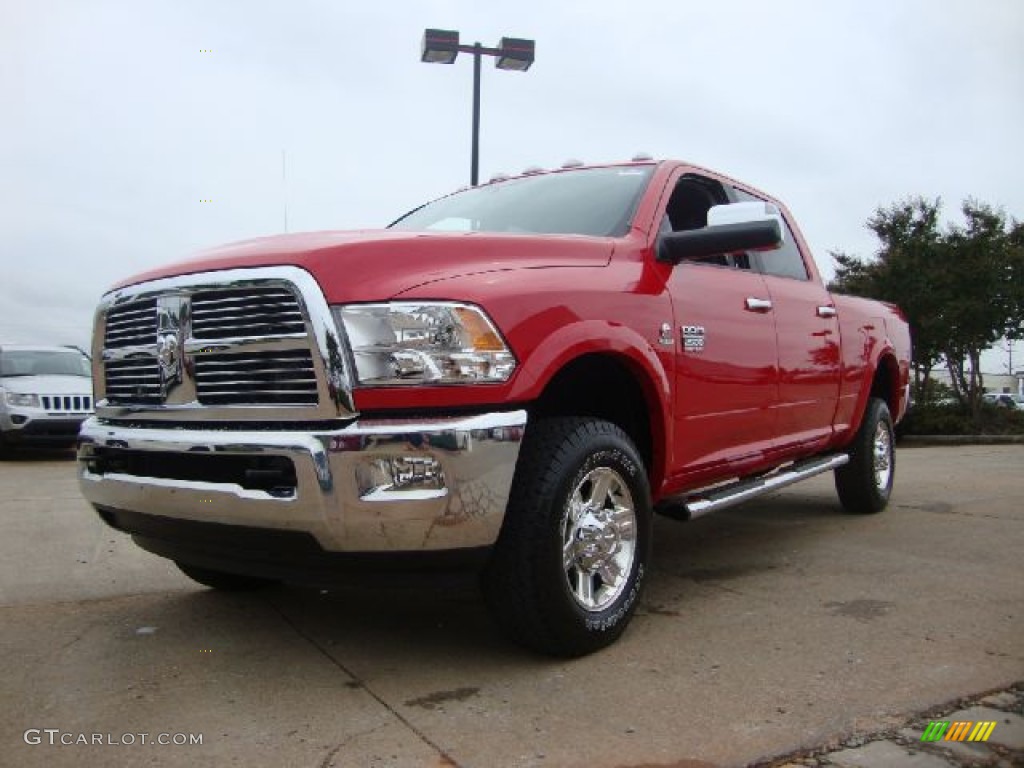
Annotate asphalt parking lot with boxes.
[1,445,1021,768]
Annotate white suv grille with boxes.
[41,395,93,412]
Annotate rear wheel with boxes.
[835,397,894,514]
[482,417,652,657]
[176,562,278,591]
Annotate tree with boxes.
[829,198,946,403]
[939,202,1021,414]
[830,197,1024,421]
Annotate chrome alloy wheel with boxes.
[873,421,893,490]
[561,467,637,612]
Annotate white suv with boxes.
[982,392,1024,410]
[0,345,94,451]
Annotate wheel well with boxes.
[871,355,899,416]
[530,354,656,483]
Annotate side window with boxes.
[732,187,808,280]
[663,176,751,270]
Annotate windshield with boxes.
[389,165,655,237]
[0,349,91,377]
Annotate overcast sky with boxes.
[3,0,1023,372]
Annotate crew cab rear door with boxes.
[731,186,841,454]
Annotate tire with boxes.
[176,562,278,591]
[0,436,21,459]
[482,417,652,657]
[835,397,895,514]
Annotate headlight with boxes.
[333,302,516,386]
[5,392,40,407]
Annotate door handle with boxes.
[816,305,837,318]
[745,297,773,312]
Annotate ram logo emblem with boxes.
[156,295,188,399]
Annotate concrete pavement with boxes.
[765,686,1023,766]
[1,444,1021,767]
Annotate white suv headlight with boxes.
[5,392,40,407]
[333,302,516,386]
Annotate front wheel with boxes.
[835,397,895,514]
[482,418,652,657]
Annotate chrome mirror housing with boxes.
[658,201,784,264]
[707,201,785,242]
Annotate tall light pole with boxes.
[421,29,535,186]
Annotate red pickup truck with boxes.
[79,159,910,656]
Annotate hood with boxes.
[113,229,614,303]
[1,375,93,396]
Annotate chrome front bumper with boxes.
[78,410,526,554]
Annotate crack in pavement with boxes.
[263,595,463,768]
[317,742,343,768]
[316,724,385,768]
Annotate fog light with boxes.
[11,415,27,425]
[355,455,447,501]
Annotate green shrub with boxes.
[900,402,1024,435]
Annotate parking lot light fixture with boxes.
[420,28,535,186]
[421,28,460,64]
[495,37,535,71]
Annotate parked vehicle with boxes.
[983,392,1024,410]
[78,159,911,655]
[1,344,94,451]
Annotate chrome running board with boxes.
[655,453,849,521]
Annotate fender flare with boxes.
[848,342,904,435]
[507,320,673,490]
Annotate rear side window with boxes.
[732,187,808,281]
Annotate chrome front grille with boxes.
[93,267,355,420]
[104,299,160,405]
[195,349,318,405]
[42,395,93,412]
[192,287,306,339]
[105,299,157,349]
[104,358,162,405]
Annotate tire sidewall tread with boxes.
[835,397,894,515]
[483,417,652,657]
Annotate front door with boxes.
[660,174,780,484]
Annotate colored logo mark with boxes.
[921,720,997,742]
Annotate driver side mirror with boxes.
[658,201,784,264]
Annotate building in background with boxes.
[930,369,1024,396]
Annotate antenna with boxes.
[282,149,289,233]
